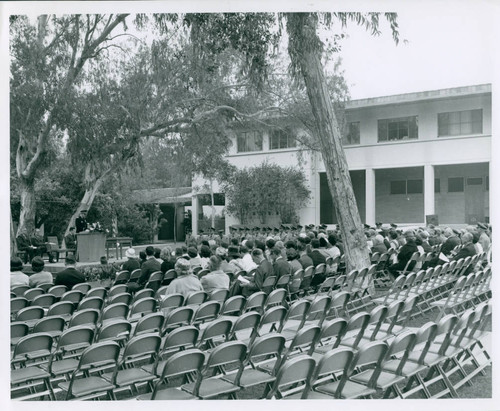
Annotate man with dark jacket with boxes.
[270,247,291,280]
[129,246,161,292]
[388,231,419,277]
[54,255,85,289]
[240,248,273,297]
[452,232,477,276]
[440,227,461,256]
[308,239,327,267]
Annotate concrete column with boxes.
[424,164,435,218]
[192,195,199,236]
[365,168,376,225]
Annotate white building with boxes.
[192,84,491,234]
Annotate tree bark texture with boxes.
[290,16,370,272]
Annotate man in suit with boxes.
[75,209,89,233]
[31,228,55,263]
[308,239,327,267]
[452,232,477,276]
[54,255,85,289]
[269,247,291,280]
[65,226,77,251]
[128,245,161,292]
[16,229,34,263]
[440,227,461,257]
[239,248,273,297]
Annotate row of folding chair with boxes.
[267,300,492,399]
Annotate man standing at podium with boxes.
[76,209,89,233]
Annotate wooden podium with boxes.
[77,232,106,262]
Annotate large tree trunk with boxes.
[209,179,216,229]
[290,15,370,272]
[11,210,18,257]
[17,178,37,236]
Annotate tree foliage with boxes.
[224,162,310,225]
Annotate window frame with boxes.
[448,177,465,193]
[236,131,263,153]
[390,179,423,195]
[377,116,419,142]
[437,109,483,137]
[342,121,361,146]
[269,129,296,150]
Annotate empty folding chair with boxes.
[209,288,229,304]
[159,293,184,316]
[15,306,45,329]
[243,291,267,313]
[60,290,85,307]
[68,308,100,329]
[95,318,132,346]
[24,287,44,301]
[313,318,348,356]
[113,270,130,285]
[192,301,221,326]
[48,285,67,299]
[11,322,29,347]
[108,292,133,306]
[327,290,350,318]
[184,290,208,306]
[107,284,128,299]
[337,312,371,351]
[132,288,155,303]
[11,297,29,318]
[197,318,233,350]
[181,341,247,399]
[100,303,129,325]
[315,340,389,399]
[31,293,56,309]
[264,288,287,310]
[128,269,142,283]
[342,305,388,349]
[128,297,157,322]
[137,349,205,400]
[33,315,66,339]
[132,312,165,337]
[303,295,332,328]
[11,333,55,400]
[279,299,311,340]
[77,296,104,311]
[11,285,30,298]
[86,287,107,300]
[101,333,162,396]
[256,306,288,337]
[58,341,121,400]
[264,355,316,399]
[219,295,246,319]
[228,311,261,345]
[39,326,95,382]
[261,275,277,295]
[73,283,92,295]
[366,300,405,341]
[38,283,54,293]
[46,301,74,322]
[222,334,286,398]
[144,271,163,292]
[275,274,291,291]
[162,306,195,334]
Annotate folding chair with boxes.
[162,306,195,334]
[300,266,314,293]
[342,305,388,349]
[101,333,161,396]
[279,299,311,340]
[191,301,221,326]
[60,290,85,307]
[132,288,155,303]
[137,349,205,400]
[11,333,55,400]
[33,315,66,339]
[128,297,157,322]
[303,295,332,328]
[219,295,246,319]
[128,269,142,283]
[77,296,104,311]
[108,292,132,306]
[209,289,229,304]
[86,287,107,300]
[313,318,348,358]
[144,271,163,292]
[222,334,286,397]
[95,318,132,346]
[12,285,30,298]
[159,293,184,316]
[38,283,54,293]
[197,318,233,350]
[132,312,165,337]
[113,270,130,285]
[243,291,267,313]
[15,306,45,329]
[39,326,95,383]
[327,290,350,318]
[264,288,287,309]
[261,275,277,295]
[46,301,74,322]
[287,269,304,301]
[11,321,29,347]
[48,285,68,300]
[181,341,247,399]
[336,312,371,351]
[367,300,405,341]
[73,283,91,295]
[107,284,128,299]
[184,291,208,306]
[11,297,29,318]
[315,340,389,398]
[196,268,210,279]
[67,308,100,330]
[58,341,120,400]
[256,306,287,336]
[100,303,129,325]
[275,274,291,291]
[228,311,261,345]
[24,288,44,301]
[162,269,177,286]
[264,355,316,399]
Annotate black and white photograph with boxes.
[2,0,498,407]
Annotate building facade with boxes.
[192,84,491,233]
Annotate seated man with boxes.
[31,228,55,263]
[54,255,85,289]
[388,230,419,277]
[239,248,273,297]
[16,229,35,263]
[64,226,77,253]
[11,257,29,288]
[201,255,230,293]
[29,257,54,287]
[128,245,161,292]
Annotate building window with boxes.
[378,116,418,142]
[342,122,360,145]
[269,129,296,150]
[448,177,464,193]
[486,176,489,191]
[390,179,423,195]
[435,178,441,193]
[438,109,482,137]
[237,131,263,153]
[467,177,483,186]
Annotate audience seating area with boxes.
[10,250,492,401]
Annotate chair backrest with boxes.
[434,314,459,355]
[314,263,327,276]
[244,291,267,312]
[259,306,287,334]
[46,301,75,317]
[209,288,229,303]
[120,333,162,365]
[24,288,44,301]
[96,319,132,343]
[56,325,95,354]
[161,326,199,354]
[133,288,155,303]
[184,290,208,306]
[68,308,100,328]
[275,274,291,289]
[284,299,311,326]
[133,312,165,336]
[129,297,156,317]
[264,288,287,309]
[318,317,348,347]
[12,332,53,360]
[11,297,29,314]
[12,285,30,297]
[345,311,371,334]
[163,269,177,285]
[151,349,205,399]
[86,287,107,300]
[267,355,316,399]
[11,322,29,340]
[108,284,127,298]
[101,303,129,323]
[261,276,277,294]
[164,306,195,331]
[72,283,91,295]
[192,301,221,324]
[197,269,210,279]
[311,347,354,391]
[287,324,321,357]
[205,340,247,370]
[33,315,65,334]
[346,340,388,380]
[16,306,45,321]
[113,270,130,285]
[31,293,56,308]
[230,311,261,342]
[199,318,233,347]
[307,295,332,325]
[303,265,314,279]
[248,333,286,361]
[148,271,163,283]
[78,296,104,311]
[129,269,142,282]
[220,295,246,316]
[61,290,85,304]
[413,322,438,364]
[77,340,121,371]
[330,291,350,316]
[159,293,184,313]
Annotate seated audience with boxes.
[201,255,230,293]
[165,258,203,297]
[121,247,140,272]
[371,234,388,254]
[187,246,202,268]
[199,245,212,269]
[29,256,53,287]
[11,257,29,288]
[270,247,291,279]
[54,255,85,289]
[388,230,418,277]
[160,246,175,274]
[286,247,303,274]
[129,245,161,292]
